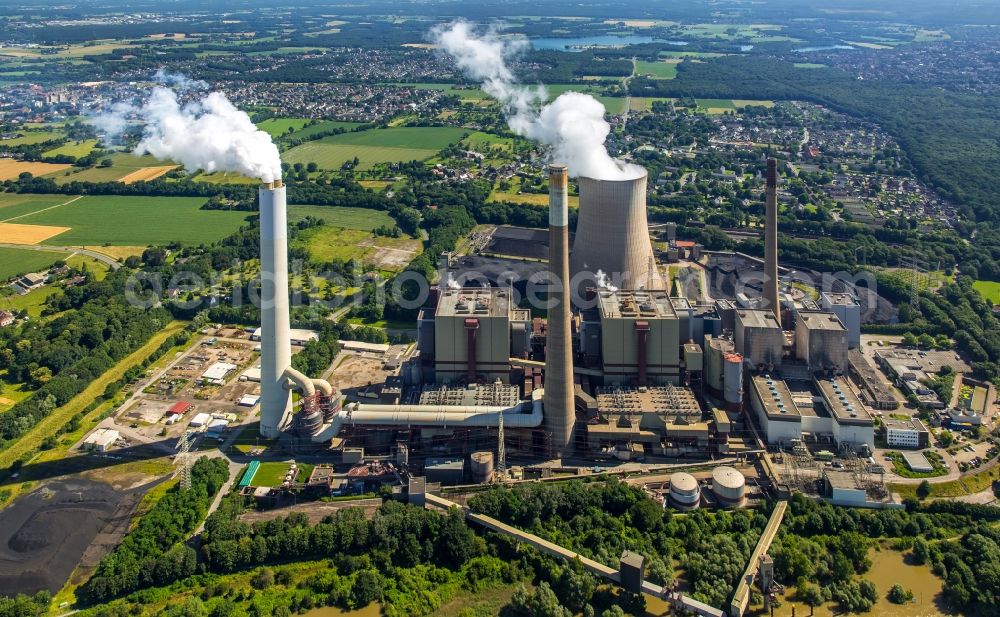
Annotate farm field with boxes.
[489,190,580,208]
[53,153,167,184]
[0,246,66,280]
[257,117,312,137]
[629,97,675,112]
[193,171,259,184]
[41,139,98,158]
[287,205,394,230]
[14,195,250,246]
[0,158,71,180]
[281,120,362,141]
[635,59,679,79]
[0,193,76,221]
[120,166,176,184]
[973,280,1000,303]
[283,126,467,171]
[0,130,64,146]
[0,222,71,244]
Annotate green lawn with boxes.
[635,60,678,79]
[282,120,363,141]
[288,205,394,230]
[294,226,418,267]
[16,195,251,246]
[0,286,56,319]
[249,461,300,486]
[42,139,98,158]
[0,247,66,280]
[283,126,468,171]
[193,171,260,184]
[974,280,1000,303]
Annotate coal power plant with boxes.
[255,157,873,498]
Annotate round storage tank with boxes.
[470,451,495,484]
[668,472,700,510]
[711,466,746,507]
[723,353,743,412]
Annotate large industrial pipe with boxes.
[635,321,650,386]
[282,366,315,397]
[764,159,780,323]
[545,163,576,457]
[336,389,545,430]
[259,180,293,438]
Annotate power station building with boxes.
[594,289,680,385]
[431,288,529,384]
[734,309,783,369]
[795,311,849,373]
[821,292,861,349]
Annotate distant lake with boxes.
[530,35,689,52]
[794,44,856,52]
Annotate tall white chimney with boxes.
[258,180,292,438]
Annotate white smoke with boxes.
[153,68,208,90]
[446,273,462,290]
[595,269,618,293]
[431,20,642,181]
[89,83,282,183]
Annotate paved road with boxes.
[0,242,121,270]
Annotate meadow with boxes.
[15,195,251,246]
[257,117,312,137]
[0,193,76,221]
[287,205,394,230]
[0,130,64,146]
[635,60,679,79]
[42,139,98,159]
[0,246,66,280]
[283,126,468,171]
[0,159,71,180]
[280,120,362,141]
[973,280,1000,303]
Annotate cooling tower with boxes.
[764,158,780,322]
[258,180,292,438]
[571,169,664,293]
[544,163,576,457]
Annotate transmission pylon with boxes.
[177,431,193,490]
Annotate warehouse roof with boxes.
[597,289,676,320]
[736,309,781,330]
[798,311,846,331]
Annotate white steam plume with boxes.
[89,83,282,183]
[431,20,642,181]
[153,68,208,90]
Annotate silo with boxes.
[668,472,700,510]
[470,451,495,483]
[723,353,744,412]
[711,466,746,507]
[571,169,664,292]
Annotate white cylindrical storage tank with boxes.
[470,451,495,483]
[723,353,744,412]
[711,466,746,508]
[668,472,700,510]
[259,182,292,438]
[571,169,664,292]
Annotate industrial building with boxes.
[821,292,861,349]
[201,361,237,385]
[82,428,120,452]
[748,374,874,450]
[884,417,929,449]
[794,311,848,372]
[430,287,527,384]
[586,385,715,456]
[735,309,783,369]
[593,289,680,385]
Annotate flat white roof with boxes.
[202,361,237,382]
[251,328,318,344]
[340,340,391,353]
[190,412,212,427]
[84,428,120,446]
[242,366,261,380]
[238,394,260,406]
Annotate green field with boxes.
[294,225,420,270]
[193,171,260,184]
[42,139,98,158]
[0,193,76,221]
[0,130,63,146]
[0,247,66,280]
[282,120,363,141]
[248,461,314,486]
[973,280,1000,303]
[635,60,679,79]
[53,152,166,184]
[15,195,250,246]
[257,117,312,137]
[288,205,394,230]
[794,63,827,69]
[283,126,468,171]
